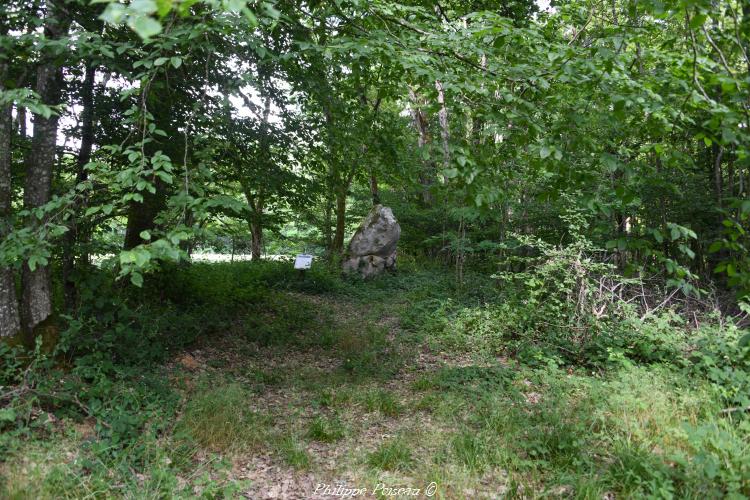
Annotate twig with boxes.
[720,405,750,415]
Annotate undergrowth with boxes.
[0,256,748,497]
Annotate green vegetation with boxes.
[1,262,748,497]
[2,0,750,497]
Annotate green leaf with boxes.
[689,13,707,29]
[739,333,750,349]
[134,249,151,267]
[226,0,245,12]
[170,57,182,68]
[155,0,173,17]
[154,57,169,66]
[140,230,152,241]
[708,241,723,253]
[129,16,162,39]
[0,408,16,423]
[120,251,137,265]
[540,146,551,159]
[130,0,158,15]
[130,272,144,287]
[99,3,126,24]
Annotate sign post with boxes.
[294,254,313,279]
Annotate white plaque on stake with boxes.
[294,254,313,270]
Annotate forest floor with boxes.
[1,262,748,498]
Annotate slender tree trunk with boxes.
[22,1,70,336]
[370,169,380,205]
[323,197,333,250]
[408,88,433,205]
[63,64,96,310]
[728,148,735,198]
[245,190,264,262]
[435,80,450,170]
[13,106,27,137]
[0,40,21,339]
[123,183,166,250]
[332,189,347,255]
[250,220,262,261]
[713,144,724,207]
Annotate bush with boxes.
[686,323,750,409]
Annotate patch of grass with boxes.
[306,415,346,443]
[245,367,285,386]
[175,382,269,452]
[243,292,340,348]
[274,435,312,469]
[431,364,515,398]
[451,431,496,473]
[411,375,434,391]
[316,387,352,408]
[367,438,414,471]
[338,325,401,379]
[358,388,402,417]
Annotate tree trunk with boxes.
[63,64,96,311]
[250,221,262,261]
[370,169,380,205]
[409,88,433,205]
[0,42,21,339]
[123,184,166,250]
[14,106,27,138]
[713,144,723,207]
[332,189,347,255]
[323,197,333,250]
[22,2,70,335]
[435,80,450,170]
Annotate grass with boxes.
[306,415,347,443]
[1,260,749,498]
[174,382,270,452]
[367,438,414,471]
[274,434,311,469]
[358,388,403,416]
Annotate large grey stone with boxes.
[343,205,400,278]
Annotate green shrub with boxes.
[686,323,750,409]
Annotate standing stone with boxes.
[342,205,401,278]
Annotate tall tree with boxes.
[0,19,21,339]
[21,0,71,335]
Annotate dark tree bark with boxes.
[62,64,96,310]
[332,188,347,255]
[14,106,27,137]
[21,0,70,335]
[249,218,262,261]
[435,80,450,170]
[244,189,265,261]
[245,93,272,262]
[713,144,724,207]
[409,88,434,205]
[370,170,380,205]
[123,185,167,250]
[0,28,21,339]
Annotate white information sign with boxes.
[294,254,313,270]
